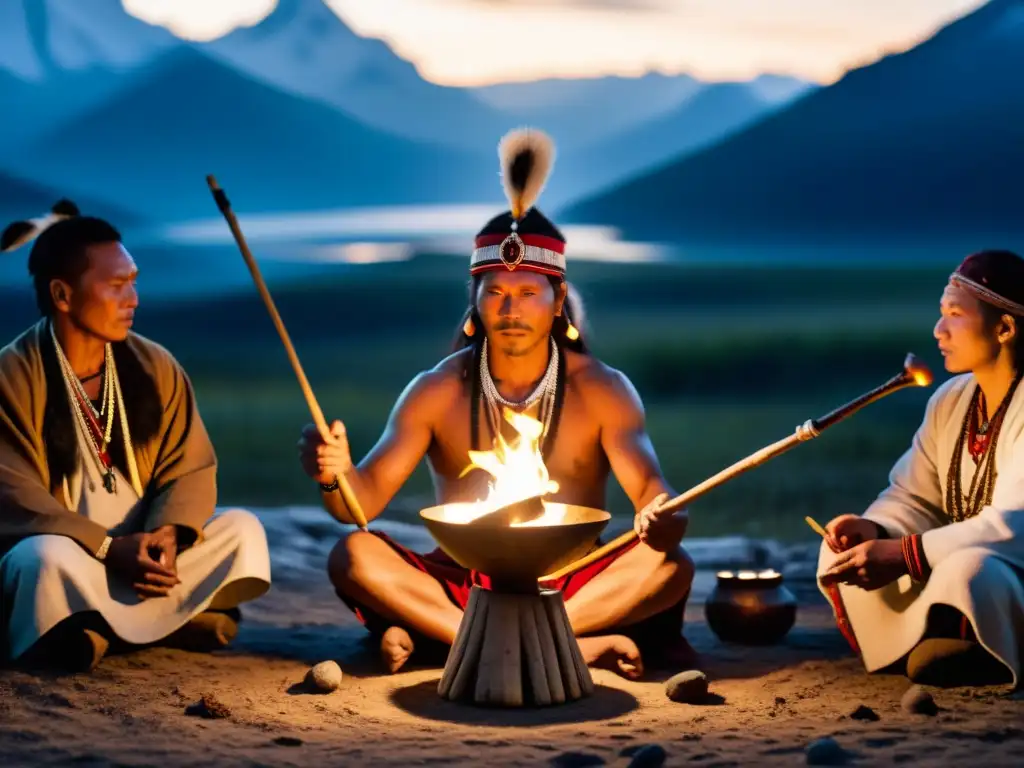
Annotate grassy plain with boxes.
[2,256,951,540]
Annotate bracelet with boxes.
[319,476,340,493]
[95,535,112,561]
[901,533,931,582]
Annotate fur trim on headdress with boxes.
[1,198,80,253]
[498,128,555,221]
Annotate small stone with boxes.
[184,694,231,719]
[775,696,787,706]
[43,693,75,708]
[805,737,847,765]
[273,736,303,747]
[305,661,343,692]
[901,686,938,715]
[665,670,709,703]
[850,704,880,721]
[626,744,667,768]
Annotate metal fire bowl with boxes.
[420,503,610,589]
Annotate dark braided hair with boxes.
[27,216,123,317]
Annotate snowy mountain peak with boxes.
[0,0,176,81]
[230,0,358,42]
[204,0,373,82]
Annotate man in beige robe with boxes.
[818,249,1024,688]
[0,202,271,671]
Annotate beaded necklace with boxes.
[470,337,566,460]
[50,324,141,495]
[945,372,1022,522]
[479,337,558,446]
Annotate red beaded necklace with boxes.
[968,395,991,463]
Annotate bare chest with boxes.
[426,390,609,507]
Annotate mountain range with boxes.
[565,0,1024,243]
[9,46,498,220]
[0,169,136,228]
[0,0,812,223]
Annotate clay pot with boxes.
[704,569,797,645]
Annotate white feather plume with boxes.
[1,200,79,253]
[498,127,555,220]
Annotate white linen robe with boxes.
[1,419,271,661]
[818,373,1024,686]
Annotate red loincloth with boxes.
[338,531,690,663]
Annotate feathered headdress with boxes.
[498,128,555,222]
[471,127,565,277]
[1,199,80,253]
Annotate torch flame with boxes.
[903,353,933,387]
[443,407,565,526]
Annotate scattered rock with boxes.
[305,661,343,693]
[42,693,75,708]
[850,704,880,722]
[273,736,303,747]
[666,670,709,703]
[184,694,231,720]
[769,696,788,717]
[550,752,605,767]
[901,685,938,716]
[805,737,848,766]
[625,744,667,768]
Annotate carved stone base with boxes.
[437,585,594,707]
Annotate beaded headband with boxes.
[470,232,565,277]
[471,128,565,278]
[950,273,1024,316]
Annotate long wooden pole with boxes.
[205,176,368,530]
[541,354,933,581]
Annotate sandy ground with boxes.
[2,559,1023,768]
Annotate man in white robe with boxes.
[818,249,1024,688]
[0,203,272,672]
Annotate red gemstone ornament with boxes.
[499,232,525,269]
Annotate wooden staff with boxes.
[542,353,933,581]
[206,176,369,531]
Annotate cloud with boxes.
[124,0,277,41]
[472,0,667,11]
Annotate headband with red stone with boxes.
[470,128,565,278]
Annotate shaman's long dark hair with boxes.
[453,274,589,457]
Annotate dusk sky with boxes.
[125,0,988,85]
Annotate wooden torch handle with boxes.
[542,357,933,581]
[205,175,368,530]
[540,431,802,581]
